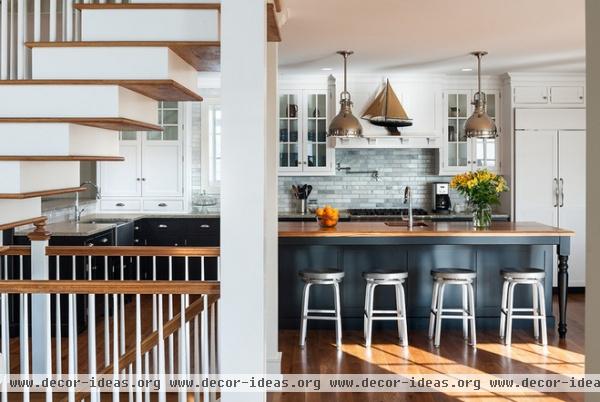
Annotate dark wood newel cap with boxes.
[27,218,52,241]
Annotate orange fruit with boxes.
[315,208,324,217]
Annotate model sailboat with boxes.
[361,79,413,135]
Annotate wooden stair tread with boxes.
[267,3,281,42]
[0,79,202,102]
[74,3,220,10]
[0,155,124,162]
[0,117,162,132]
[26,41,221,72]
[0,186,86,200]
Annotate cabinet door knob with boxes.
[100,238,109,244]
[136,178,141,181]
[542,96,548,100]
[142,178,146,182]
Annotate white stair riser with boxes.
[0,198,41,225]
[0,162,80,193]
[81,9,219,41]
[0,85,158,123]
[32,47,199,93]
[0,124,119,156]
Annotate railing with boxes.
[0,244,221,402]
[0,0,130,80]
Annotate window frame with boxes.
[201,98,222,193]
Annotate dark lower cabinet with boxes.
[134,218,220,281]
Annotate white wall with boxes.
[586,1,600,400]
[219,1,268,402]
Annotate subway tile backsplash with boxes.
[279,149,465,212]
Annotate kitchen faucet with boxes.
[74,181,101,222]
[404,186,413,230]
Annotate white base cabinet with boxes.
[100,102,185,212]
[515,108,586,287]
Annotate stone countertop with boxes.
[278,221,574,238]
[15,222,116,237]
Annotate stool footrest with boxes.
[307,309,336,314]
[438,315,475,320]
[303,316,338,321]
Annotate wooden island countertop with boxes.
[278,221,575,238]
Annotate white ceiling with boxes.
[278,0,585,75]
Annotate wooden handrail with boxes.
[46,246,220,257]
[0,216,46,231]
[0,246,31,256]
[0,280,220,295]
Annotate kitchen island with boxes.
[279,221,574,338]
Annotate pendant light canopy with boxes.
[465,51,498,139]
[328,50,363,138]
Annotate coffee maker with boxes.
[432,182,452,213]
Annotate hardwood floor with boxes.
[270,294,585,402]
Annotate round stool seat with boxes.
[501,268,545,280]
[300,270,345,281]
[363,271,408,281]
[431,269,476,280]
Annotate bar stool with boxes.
[428,269,477,348]
[299,270,344,348]
[363,271,409,347]
[499,268,547,346]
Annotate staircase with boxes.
[0,0,281,226]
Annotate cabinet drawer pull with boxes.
[158,224,168,229]
[134,239,139,244]
[158,203,168,207]
[116,203,125,207]
[100,238,109,244]
[134,226,140,230]
[200,224,210,228]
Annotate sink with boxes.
[81,218,131,225]
[385,221,429,227]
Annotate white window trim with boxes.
[201,97,221,194]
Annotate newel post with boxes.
[27,219,52,375]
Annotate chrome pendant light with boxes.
[328,50,363,138]
[465,51,498,139]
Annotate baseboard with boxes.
[553,286,585,294]
[267,352,282,374]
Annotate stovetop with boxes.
[347,208,430,216]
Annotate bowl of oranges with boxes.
[315,205,339,228]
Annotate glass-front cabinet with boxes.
[278,89,334,175]
[441,90,500,174]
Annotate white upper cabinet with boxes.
[440,90,500,174]
[513,86,549,104]
[99,102,185,211]
[550,86,585,104]
[513,85,585,106]
[278,89,334,176]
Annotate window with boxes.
[201,99,222,192]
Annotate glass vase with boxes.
[472,204,492,228]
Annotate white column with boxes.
[220,0,267,401]
[28,221,52,375]
[265,41,281,374]
[586,3,600,402]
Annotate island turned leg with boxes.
[558,255,569,338]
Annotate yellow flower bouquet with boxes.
[450,169,508,228]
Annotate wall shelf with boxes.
[328,135,440,149]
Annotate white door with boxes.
[100,139,141,197]
[141,141,183,197]
[558,130,586,286]
[515,130,558,227]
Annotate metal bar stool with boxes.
[363,271,409,347]
[299,270,344,348]
[499,268,547,346]
[428,269,477,348]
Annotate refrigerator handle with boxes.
[559,178,564,207]
[553,178,559,207]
